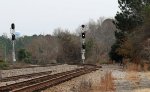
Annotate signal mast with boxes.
[81,25,86,64]
[10,23,16,62]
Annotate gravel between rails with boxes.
[0,64,82,87]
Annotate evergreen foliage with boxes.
[110,0,150,63]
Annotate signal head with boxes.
[11,23,15,30]
[82,44,85,49]
[81,25,85,28]
[82,33,85,38]
[12,34,15,40]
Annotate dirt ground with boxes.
[44,64,150,92]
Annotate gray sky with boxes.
[0,0,119,36]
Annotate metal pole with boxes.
[11,23,16,62]
[81,25,86,64]
[12,40,16,62]
[82,40,85,64]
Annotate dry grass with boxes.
[125,63,142,71]
[133,88,150,92]
[143,63,149,71]
[125,63,140,84]
[125,71,141,87]
[125,63,150,91]
[72,71,115,92]
[125,62,150,72]
[98,71,115,92]
[144,72,150,80]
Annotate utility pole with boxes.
[10,23,16,62]
[81,25,86,64]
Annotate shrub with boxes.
[17,49,31,63]
[0,60,8,69]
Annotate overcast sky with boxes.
[0,0,119,36]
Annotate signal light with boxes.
[11,23,15,30]
[82,33,85,38]
[82,44,85,49]
[81,25,85,28]
[12,34,15,40]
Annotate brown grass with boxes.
[98,71,115,92]
[134,88,150,92]
[125,62,150,72]
[143,63,149,71]
[125,71,140,87]
[125,63,142,71]
[125,63,141,87]
[145,72,150,80]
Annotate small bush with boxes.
[99,60,109,64]
[0,60,8,69]
[18,49,31,63]
[148,66,150,71]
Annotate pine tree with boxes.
[109,0,150,62]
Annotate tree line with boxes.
[0,18,116,65]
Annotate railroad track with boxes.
[0,66,99,92]
[0,71,52,82]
